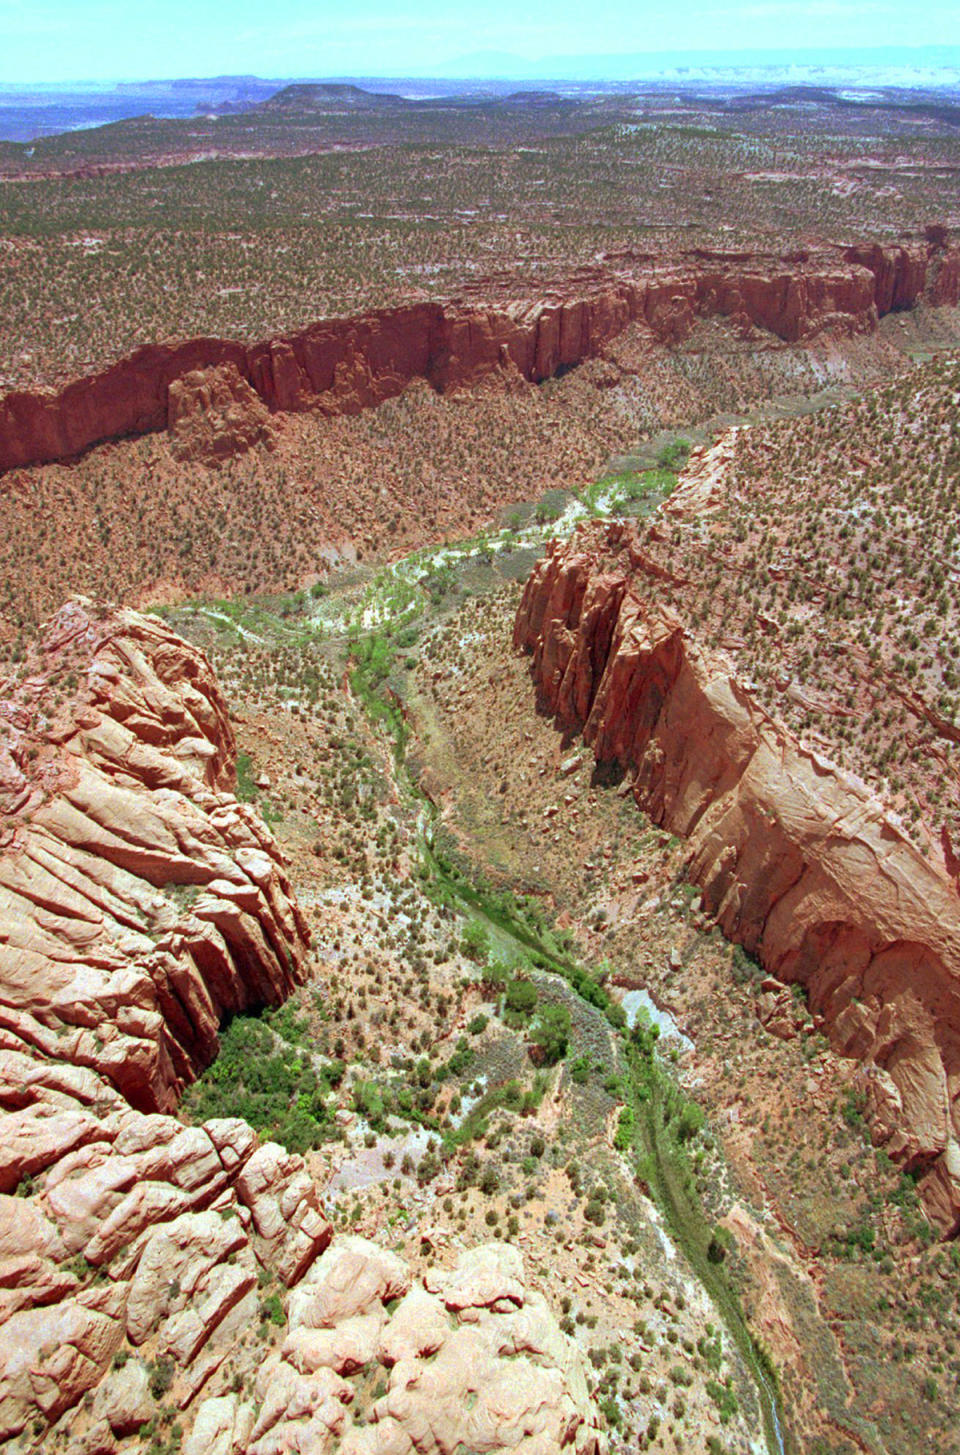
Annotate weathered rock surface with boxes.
[0,604,604,1454]
[287,1235,409,1331]
[0,597,310,1113]
[516,521,960,1233]
[0,601,330,1444]
[1,230,957,475]
[250,1240,604,1455]
[168,363,276,465]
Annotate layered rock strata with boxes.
[515,522,960,1234]
[0,598,310,1114]
[0,602,603,1453]
[1,230,958,475]
[0,600,325,1444]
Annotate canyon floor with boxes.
[142,396,960,1455]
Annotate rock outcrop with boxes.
[168,363,276,465]
[0,602,604,1453]
[0,600,327,1444]
[515,522,960,1234]
[246,1239,604,1455]
[0,598,310,1114]
[1,230,958,475]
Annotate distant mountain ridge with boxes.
[440,42,960,83]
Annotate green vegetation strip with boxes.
[624,1031,786,1455]
[339,517,789,1454]
[416,792,788,1455]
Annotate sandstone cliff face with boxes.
[1,230,957,476]
[515,523,960,1234]
[0,603,603,1454]
[0,598,310,1114]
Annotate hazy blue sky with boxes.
[2,0,958,83]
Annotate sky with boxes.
[1,0,959,84]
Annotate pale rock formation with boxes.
[0,603,605,1454]
[287,1236,410,1330]
[0,602,327,1443]
[337,1247,602,1455]
[90,1356,156,1436]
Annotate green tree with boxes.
[530,1003,571,1064]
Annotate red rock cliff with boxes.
[1,230,957,476]
[515,522,960,1235]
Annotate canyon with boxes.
[1,230,958,476]
[0,598,604,1454]
[515,520,960,1233]
[4,75,960,1455]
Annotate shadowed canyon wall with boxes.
[1,231,958,476]
[515,521,960,1235]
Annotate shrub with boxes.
[657,438,691,470]
[147,1356,175,1400]
[530,1003,571,1064]
[584,1195,606,1225]
[706,1378,738,1423]
[707,1227,733,1264]
[504,978,538,1025]
[461,920,490,964]
[614,1106,634,1151]
[676,1102,705,1143]
[259,1293,285,1326]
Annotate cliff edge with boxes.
[1,231,957,476]
[515,521,960,1234]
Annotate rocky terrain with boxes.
[3,78,960,1455]
[2,81,960,396]
[406,560,960,1455]
[3,265,960,634]
[0,600,604,1454]
[1,233,957,476]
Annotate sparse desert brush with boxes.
[618,357,960,850]
[0,103,955,390]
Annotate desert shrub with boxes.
[530,1003,571,1064]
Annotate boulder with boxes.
[182,1392,256,1455]
[287,1235,409,1330]
[91,1357,155,1436]
[425,1242,525,1314]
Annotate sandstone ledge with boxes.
[0,598,311,1113]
